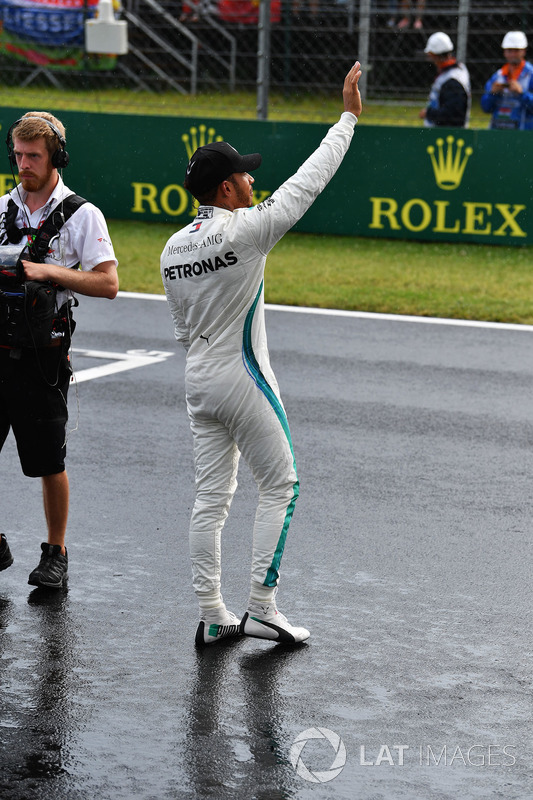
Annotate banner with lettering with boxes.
[0,107,531,246]
[0,0,116,69]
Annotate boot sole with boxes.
[28,572,68,589]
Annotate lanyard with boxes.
[24,205,50,249]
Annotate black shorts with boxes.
[0,345,72,477]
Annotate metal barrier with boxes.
[0,0,531,115]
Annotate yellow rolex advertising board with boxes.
[0,108,531,245]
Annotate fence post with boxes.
[358,0,371,101]
[257,0,272,120]
[456,0,470,65]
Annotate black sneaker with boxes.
[28,543,68,589]
[0,534,14,571]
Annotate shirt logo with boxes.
[197,207,214,219]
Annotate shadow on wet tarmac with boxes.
[1,586,75,798]
[185,640,309,799]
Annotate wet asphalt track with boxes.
[1,293,532,800]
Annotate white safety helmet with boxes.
[424,32,454,55]
[501,31,528,49]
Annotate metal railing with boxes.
[0,0,531,118]
[124,0,236,93]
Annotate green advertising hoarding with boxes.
[0,107,531,245]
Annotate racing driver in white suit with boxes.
[161,62,362,646]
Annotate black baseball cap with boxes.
[184,141,262,198]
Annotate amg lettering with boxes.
[163,251,239,281]
[165,233,224,256]
[200,233,223,247]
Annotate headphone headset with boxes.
[6,116,70,170]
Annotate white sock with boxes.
[249,581,276,606]
[197,591,226,613]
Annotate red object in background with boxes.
[181,0,281,24]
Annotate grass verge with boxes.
[0,86,489,128]
[109,220,533,324]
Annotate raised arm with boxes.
[242,61,363,254]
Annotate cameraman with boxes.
[0,112,118,589]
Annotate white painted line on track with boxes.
[265,305,533,333]
[117,291,533,334]
[119,291,167,301]
[71,348,174,383]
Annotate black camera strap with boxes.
[3,193,87,262]
[0,193,87,350]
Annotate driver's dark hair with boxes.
[196,185,219,205]
[185,175,237,206]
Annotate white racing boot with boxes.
[240,600,310,644]
[195,607,242,646]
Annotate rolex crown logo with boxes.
[427,135,473,191]
[182,125,224,160]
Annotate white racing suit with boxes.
[161,111,357,609]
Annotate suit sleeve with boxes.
[240,112,357,255]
